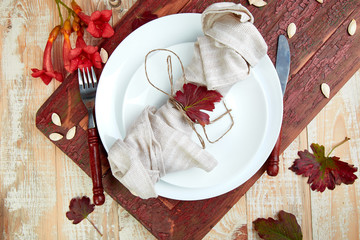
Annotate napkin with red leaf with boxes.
[107,2,268,199]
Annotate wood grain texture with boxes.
[1,0,360,239]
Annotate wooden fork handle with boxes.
[88,128,105,205]
[266,128,282,176]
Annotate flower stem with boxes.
[86,217,103,237]
[55,0,63,25]
[327,137,350,157]
[58,0,76,16]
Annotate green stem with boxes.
[86,217,103,237]
[327,137,350,157]
[58,0,76,16]
[55,0,63,25]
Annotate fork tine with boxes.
[86,67,93,87]
[78,68,84,88]
[91,67,98,84]
[83,67,89,88]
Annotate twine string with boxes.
[144,49,233,148]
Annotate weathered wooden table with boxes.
[1,0,360,239]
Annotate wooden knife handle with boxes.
[88,128,105,205]
[266,128,282,176]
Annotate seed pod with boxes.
[51,113,62,126]
[49,133,63,141]
[66,126,77,140]
[100,48,109,63]
[348,19,356,36]
[248,0,267,7]
[321,83,330,98]
[287,23,296,38]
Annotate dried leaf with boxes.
[66,196,95,224]
[316,0,323,3]
[253,210,303,240]
[174,83,222,126]
[51,112,62,126]
[289,140,358,192]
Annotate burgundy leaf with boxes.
[66,196,95,224]
[174,83,223,126]
[289,143,357,192]
[253,210,303,240]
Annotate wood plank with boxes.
[307,71,360,240]
[281,5,360,153]
[246,130,313,240]
[0,0,61,239]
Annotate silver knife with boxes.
[266,34,290,176]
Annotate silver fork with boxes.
[78,67,105,206]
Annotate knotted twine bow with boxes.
[144,48,234,149]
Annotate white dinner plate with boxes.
[96,13,283,200]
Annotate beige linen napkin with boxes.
[108,2,267,199]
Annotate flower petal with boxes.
[91,52,102,69]
[83,45,98,54]
[87,21,101,38]
[31,68,45,77]
[90,11,102,21]
[101,23,114,38]
[69,48,83,60]
[100,10,112,22]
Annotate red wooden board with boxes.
[36,0,360,239]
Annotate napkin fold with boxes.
[108,2,268,199]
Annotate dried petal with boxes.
[51,113,62,126]
[287,23,296,38]
[348,19,356,36]
[321,83,330,98]
[49,133,63,141]
[66,126,77,140]
[316,0,323,3]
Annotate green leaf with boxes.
[253,210,302,240]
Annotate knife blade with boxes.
[266,34,290,176]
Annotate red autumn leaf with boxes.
[253,210,303,240]
[66,196,95,224]
[289,142,358,192]
[174,83,222,126]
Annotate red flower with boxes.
[68,33,102,72]
[71,0,114,38]
[31,25,63,85]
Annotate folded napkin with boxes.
[108,2,267,199]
